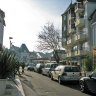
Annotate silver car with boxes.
[42,63,58,77]
[51,65,80,84]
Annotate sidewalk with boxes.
[3,76,25,96]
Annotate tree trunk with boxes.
[53,50,60,63]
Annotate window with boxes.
[82,42,89,50]
[92,72,96,77]
[55,66,59,70]
[73,46,78,51]
[64,67,80,72]
[64,16,66,21]
[64,26,66,31]
[51,64,58,68]
[69,20,71,25]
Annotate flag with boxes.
[9,37,13,39]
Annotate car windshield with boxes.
[64,67,80,72]
[51,64,58,68]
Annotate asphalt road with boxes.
[20,70,94,96]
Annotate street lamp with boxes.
[9,37,13,49]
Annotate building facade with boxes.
[10,43,30,65]
[62,0,96,70]
[0,9,5,50]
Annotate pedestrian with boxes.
[15,61,21,75]
[21,62,25,74]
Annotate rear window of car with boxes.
[51,64,58,68]
[64,67,80,72]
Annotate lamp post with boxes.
[9,37,13,49]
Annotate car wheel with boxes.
[58,77,62,84]
[80,81,87,93]
[51,74,54,80]
[41,71,44,75]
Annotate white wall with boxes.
[84,2,96,51]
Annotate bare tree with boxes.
[37,22,61,63]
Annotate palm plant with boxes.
[0,49,19,79]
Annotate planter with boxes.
[0,79,6,95]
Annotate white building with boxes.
[10,43,30,65]
[62,0,96,70]
[0,9,5,50]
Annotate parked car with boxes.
[33,64,37,72]
[35,63,44,73]
[51,65,80,84]
[79,71,96,94]
[27,64,35,71]
[42,63,58,77]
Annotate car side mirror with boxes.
[51,69,55,71]
[89,74,92,78]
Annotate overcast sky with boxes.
[0,0,76,51]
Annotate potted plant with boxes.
[0,49,19,95]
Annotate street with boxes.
[20,70,93,96]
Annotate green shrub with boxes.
[84,56,92,71]
[0,49,19,79]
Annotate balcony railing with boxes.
[67,39,71,45]
[75,18,84,27]
[80,50,89,55]
[74,50,80,56]
[69,13,75,20]
[75,33,88,42]
[72,50,89,56]
[75,2,84,13]
[68,24,76,34]
[67,52,71,57]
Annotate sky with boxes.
[0,0,76,51]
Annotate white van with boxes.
[51,65,81,84]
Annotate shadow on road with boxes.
[20,75,36,91]
[61,82,95,96]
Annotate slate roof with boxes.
[77,0,96,2]
[61,3,76,16]
[19,43,29,53]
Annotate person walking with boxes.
[21,62,25,74]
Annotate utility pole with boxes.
[9,37,13,49]
[71,0,72,4]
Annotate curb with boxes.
[15,76,25,96]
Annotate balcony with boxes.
[74,50,80,56]
[69,14,75,20]
[75,18,84,27]
[67,39,71,45]
[66,38,76,48]
[68,24,76,34]
[66,39,73,48]
[67,52,71,57]
[71,14,75,19]
[80,50,89,55]
[75,33,88,43]
[75,2,84,13]
[73,50,89,56]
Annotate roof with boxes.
[77,0,96,2]
[20,43,29,53]
[61,3,76,16]
[11,45,20,52]
[0,9,5,18]
[89,9,96,20]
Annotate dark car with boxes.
[35,63,45,73]
[79,71,96,94]
[27,64,35,71]
[27,65,34,71]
